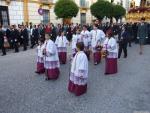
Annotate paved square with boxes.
[0,45,150,113]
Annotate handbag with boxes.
[3,36,10,48]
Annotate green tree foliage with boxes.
[90,0,114,20]
[113,5,126,21]
[54,0,79,19]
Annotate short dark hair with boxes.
[58,30,64,36]
[39,38,45,43]
[76,42,84,51]
[141,17,145,21]
[82,25,87,28]
[94,24,98,28]
[106,29,114,37]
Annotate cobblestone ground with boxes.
[0,44,150,113]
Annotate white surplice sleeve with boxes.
[55,36,59,46]
[109,38,117,50]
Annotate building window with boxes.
[1,11,9,26]
[80,0,86,7]
[43,9,50,24]
[80,13,86,25]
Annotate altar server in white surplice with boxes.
[80,25,91,60]
[68,42,88,96]
[71,29,81,57]
[103,29,118,75]
[55,31,69,64]
[35,38,45,74]
[43,34,60,80]
[90,24,106,65]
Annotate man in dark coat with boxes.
[137,18,148,55]
[10,25,20,52]
[126,23,133,47]
[147,23,150,44]
[20,25,28,51]
[30,25,39,48]
[0,25,6,56]
[6,26,12,48]
[50,24,57,42]
[118,26,129,58]
[39,25,45,40]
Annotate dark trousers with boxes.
[23,41,27,51]
[14,42,19,52]
[30,37,35,48]
[30,37,38,48]
[128,38,132,47]
[9,40,14,49]
[118,43,127,58]
[1,46,6,55]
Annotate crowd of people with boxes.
[0,18,149,96]
[0,18,150,56]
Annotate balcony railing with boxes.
[39,0,53,4]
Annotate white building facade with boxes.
[0,0,129,26]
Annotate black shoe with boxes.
[124,56,127,58]
[45,78,51,81]
[1,54,6,56]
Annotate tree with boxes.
[90,0,114,21]
[54,0,79,24]
[113,5,126,22]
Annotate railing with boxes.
[39,0,53,4]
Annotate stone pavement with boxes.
[0,44,150,113]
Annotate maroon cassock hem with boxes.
[105,58,118,75]
[45,68,60,79]
[68,80,75,93]
[37,62,45,74]
[59,52,67,64]
[93,52,101,64]
[74,84,87,96]
[68,80,87,96]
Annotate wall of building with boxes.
[50,6,62,24]
[28,2,41,24]
[0,1,24,25]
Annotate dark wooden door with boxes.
[0,6,10,26]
